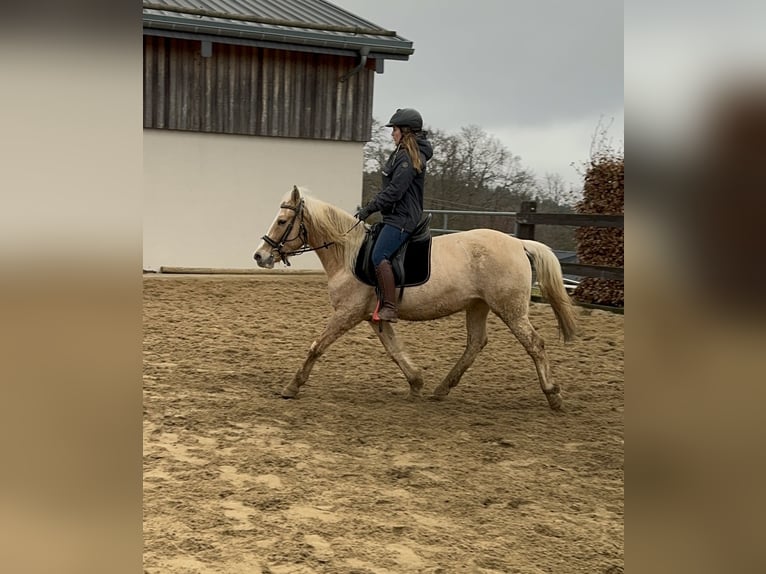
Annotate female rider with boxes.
[355,108,434,322]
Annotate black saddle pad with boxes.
[353,215,432,288]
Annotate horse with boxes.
[253,186,578,410]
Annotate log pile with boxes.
[572,153,624,307]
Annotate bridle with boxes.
[261,199,337,266]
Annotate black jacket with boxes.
[367,134,434,233]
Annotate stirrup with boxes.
[377,303,398,323]
[372,300,398,323]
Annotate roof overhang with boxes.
[142,8,414,61]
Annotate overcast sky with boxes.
[330,0,624,190]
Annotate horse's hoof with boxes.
[281,386,299,399]
[408,382,424,397]
[429,392,448,401]
[547,395,564,411]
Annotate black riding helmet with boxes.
[385,108,423,131]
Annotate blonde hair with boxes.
[399,128,423,173]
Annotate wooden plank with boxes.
[271,49,282,136]
[203,45,214,132]
[334,74,345,140]
[303,53,316,137]
[237,46,249,134]
[290,53,303,138]
[156,37,166,128]
[516,212,623,228]
[156,267,325,275]
[191,44,202,131]
[282,51,292,137]
[362,67,374,140]
[354,69,364,141]
[143,37,153,127]
[180,41,191,130]
[227,44,237,133]
[261,49,273,135]
[561,263,623,281]
[532,293,624,313]
[167,38,178,129]
[248,49,259,134]
[317,54,330,139]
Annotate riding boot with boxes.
[374,260,399,322]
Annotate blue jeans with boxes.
[372,224,411,266]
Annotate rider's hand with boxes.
[355,205,373,221]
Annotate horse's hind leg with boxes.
[502,314,562,411]
[369,321,424,397]
[282,310,361,398]
[432,301,489,399]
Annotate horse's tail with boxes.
[521,240,579,342]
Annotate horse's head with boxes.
[253,186,308,269]
[254,185,308,268]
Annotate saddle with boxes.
[353,213,433,289]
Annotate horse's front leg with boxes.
[282,309,362,398]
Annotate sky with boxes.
[329,0,624,190]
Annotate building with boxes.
[143,0,414,270]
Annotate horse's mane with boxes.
[300,193,366,273]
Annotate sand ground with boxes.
[143,274,623,573]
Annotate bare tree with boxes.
[456,125,513,189]
[362,121,574,245]
[537,172,581,206]
[363,118,393,173]
[426,125,535,209]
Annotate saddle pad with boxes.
[353,221,432,288]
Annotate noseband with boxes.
[261,199,334,266]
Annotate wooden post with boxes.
[515,200,536,240]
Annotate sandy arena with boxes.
[143,274,624,573]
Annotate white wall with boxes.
[143,129,364,271]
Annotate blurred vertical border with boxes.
[0,2,142,573]
[627,1,766,572]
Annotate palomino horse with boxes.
[254,186,578,410]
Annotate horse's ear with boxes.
[291,185,301,204]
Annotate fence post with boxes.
[516,200,537,240]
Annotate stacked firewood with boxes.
[572,154,624,307]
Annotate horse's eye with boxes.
[277,219,287,225]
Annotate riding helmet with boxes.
[385,108,423,131]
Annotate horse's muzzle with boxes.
[253,249,275,269]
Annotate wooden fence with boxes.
[515,201,623,281]
[427,201,623,282]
